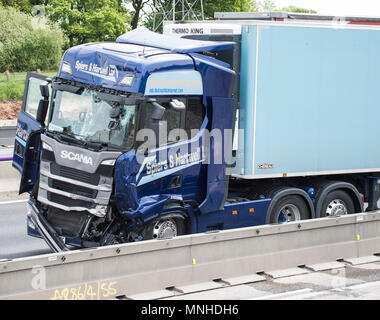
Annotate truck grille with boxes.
[38,135,120,218]
[50,179,98,198]
[39,160,113,217]
[48,192,97,209]
[50,163,100,185]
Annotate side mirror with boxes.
[36,99,49,126]
[40,84,50,99]
[110,106,121,119]
[169,99,186,111]
[149,99,165,120]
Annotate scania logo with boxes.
[60,150,93,165]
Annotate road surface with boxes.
[0,200,51,260]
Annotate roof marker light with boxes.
[61,61,72,75]
[119,74,135,86]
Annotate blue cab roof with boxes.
[58,28,235,99]
[116,27,235,53]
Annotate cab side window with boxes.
[160,105,182,145]
[23,77,50,119]
[185,98,205,139]
[139,98,205,148]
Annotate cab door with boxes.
[12,72,51,194]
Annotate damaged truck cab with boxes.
[13,28,246,251]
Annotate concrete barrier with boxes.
[0,120,17,128]
[0,120,16,146]
[1,211,380,299]
[0,154,20,193]
[0,120,20,193]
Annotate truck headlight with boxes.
[101,159,116,166]
[42,142,53,151]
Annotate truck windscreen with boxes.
[47,88,137,150]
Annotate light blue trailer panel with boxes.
[234,23,380,178]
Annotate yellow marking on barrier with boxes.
[356,234,360,241]
[192,259,196,265]
[50,280,117,300]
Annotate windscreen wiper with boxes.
[84,141,120,151]
[48,130,85,147]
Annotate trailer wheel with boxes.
[142,217,185,240]
[320,190,355,217]
[269,195,310,224]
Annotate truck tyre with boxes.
[142,217,185,240]
[269,195,310,224]
[320,190,355,217]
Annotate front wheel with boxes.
[269,195,310,224]
[142,217,185,240]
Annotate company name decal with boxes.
[171,27,204,35]
[145,70,203,96]
[74,60,117,81]
[146,147,205,176]
[16,123,29,142]
[257,163,274,170]
[60,150,93,165]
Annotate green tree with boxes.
[143,0,254,32]
[46,0,130,47]
[0,0,31,12]
[0,7,66,72]
[203,0,254,18]
[258,0,275,11]
[280,5,317,13]
[129,0,150,29]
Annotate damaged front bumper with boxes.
[26,199,71,252]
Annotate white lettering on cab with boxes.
[60,150,93,166]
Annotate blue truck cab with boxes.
[14,23,379,252]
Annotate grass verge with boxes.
[0,71,57,102]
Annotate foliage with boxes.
[0,0,32,12]
[0,7,66,72]
[0,71,56,101]
[129,0,150,29]
[256,0,276,11]
[143,0,254,32]
[46,0,131,47]
[280,5,317,13]
[203,0,254,17]
[0,81,24,101]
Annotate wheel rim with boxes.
[325,199,348,216]
[152,219,177,239]
[277,204,301,223]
